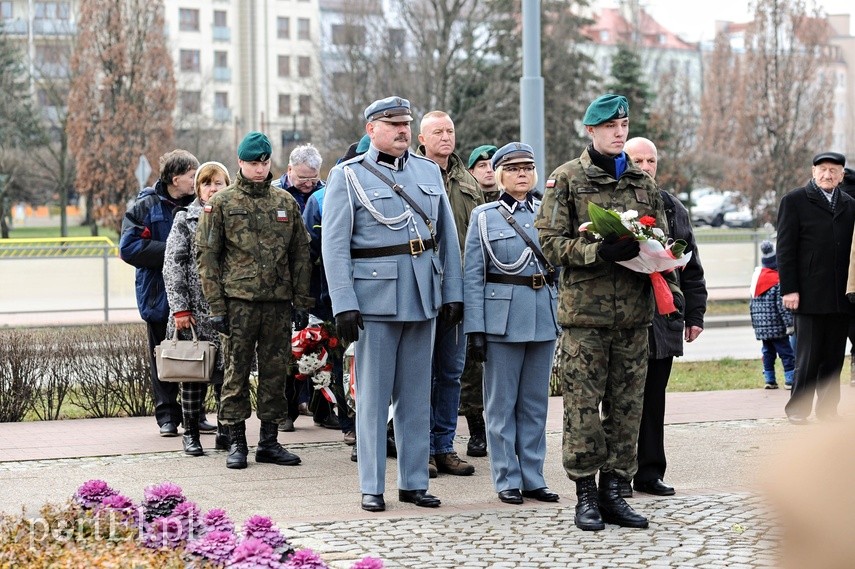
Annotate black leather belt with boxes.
[486,273,547,289]
[351,238,436,259]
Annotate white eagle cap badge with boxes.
[617,105,626,117]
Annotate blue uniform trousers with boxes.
[355,319,435,495]
[483,340,555,492]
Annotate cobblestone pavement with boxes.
[291,493,779,569]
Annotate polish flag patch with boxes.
[203,205,213,213]
[276,210,289,222]
[546,179,556,188]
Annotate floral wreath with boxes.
[291,322,341,404]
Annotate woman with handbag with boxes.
[462,142,561,504]
[164,161,231,456]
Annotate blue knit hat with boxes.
[761,240,777,269]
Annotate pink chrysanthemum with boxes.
[350,556,385,569]
[141,515,187,549]
[203,507,235,534]
[284,548,329,569]
[229,537,284,569]
[172,501,204,540]
[74,479,118,509]
[142,482,186,521]
[185,530,237,565]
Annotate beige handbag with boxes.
[155,325,216,383]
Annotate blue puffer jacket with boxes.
[119,181,192,323]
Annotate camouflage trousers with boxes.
[458,355,484,420]
[219,299,292,425]
[559,326,648,481]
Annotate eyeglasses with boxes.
[294,175,320,183]
[504,165,535,174]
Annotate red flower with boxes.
[639,215,656,228]
[328,337,339,348]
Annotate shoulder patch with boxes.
[546,179,556,188]
[203,204,213,213]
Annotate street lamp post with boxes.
[520,0,545,196]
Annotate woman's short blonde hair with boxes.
[194,162,231,199]
[495,164,538,193]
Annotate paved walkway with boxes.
[1,389,852,568]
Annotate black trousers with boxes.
[786,313,848,420]
[146,320,182,427]
[635,356,672,484]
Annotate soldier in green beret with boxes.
[534,94,682,531]
[196,131,313,470]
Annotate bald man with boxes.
[624,137,707,497]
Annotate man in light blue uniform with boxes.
[321,96,464,512]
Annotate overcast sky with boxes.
[602,0,855,42]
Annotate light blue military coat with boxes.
[463,198,560,342]
[322,147,463,321]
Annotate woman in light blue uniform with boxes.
[463,142,561,504]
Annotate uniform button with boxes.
[373,191,379,196]
[491,291,495,297]
[410,228,415,232]
[405,205,411,209]
[372,271,377,277]
[525,223,531,228]
[499,232,504,237]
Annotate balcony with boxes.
[213,67,231,82]
[213,108,232,122]
[2,19,28,34]
[212,26,230,41]
[32,19,76,35]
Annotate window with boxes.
[278,94,291,116]
[179,49,200,72]
[213,10,227,27]
[297,18,310,40]
[298,56,311,78]
[331,24,365,46]
[179,91,201,114]
[179,8,199,31]
[56,1,69,19]
[277,55,290,77]
[277,17,289,39]
[0,2,11,19]
[299,94,311,115]
[214,51,228,68]
[214,92,228,109]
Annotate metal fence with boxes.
[0,231,776,326]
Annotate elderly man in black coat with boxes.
[777,151,854,424]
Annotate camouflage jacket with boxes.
[417,145,484,251]
[534,148,680,329]
[195,171,313,316]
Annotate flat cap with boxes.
[364,96,413,123]
[237,131,272,161]
[492,142,535,170]
[467,145,498,169]
[582,94,629,126]
[812,151,846,167]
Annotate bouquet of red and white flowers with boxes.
[580,202,691,315]
[291,318,342,405]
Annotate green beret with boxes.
[467,145,498,169]
[356,134,371,154]
[237,131,272,161]
[582,94,629,126]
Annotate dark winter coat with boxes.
[119,180,193,323]
[163,200,222,368]
[648,191,707,359]
[777,181,855,315]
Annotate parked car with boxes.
[723,207,753,228]
[691,192,738,227]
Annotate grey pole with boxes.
[521,0,546,196]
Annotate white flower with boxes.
[620,210,638,222]
[313,370,332,389]
[652,227,665,239]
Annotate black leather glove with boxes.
[336,310,364,344]
[210,315,229,336]
[468,332,487,363]
[439,302,464,330]
[293,308,309,331]
[598,235,640,262]
[848,292,855,304]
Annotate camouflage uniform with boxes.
[534,148,680,481]
[196,171,312,425]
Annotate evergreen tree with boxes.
[606,44,653,141]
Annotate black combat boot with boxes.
[598,471,649,528]
[256,421,301,465]
[466,414,488,458]
[226,421,248,469]
[182,421,203,456]
[574,476,605,531]
[215,421,230,451]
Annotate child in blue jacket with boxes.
[749,240,795,389]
